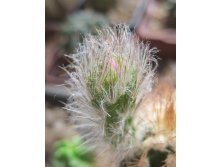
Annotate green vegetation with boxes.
[52,136,95,167]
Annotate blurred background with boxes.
[45,0,176,166]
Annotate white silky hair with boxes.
[65,24,158,163]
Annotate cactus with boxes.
[64,24,157,164]
[64,24,176,167]
[59,10,109,54]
